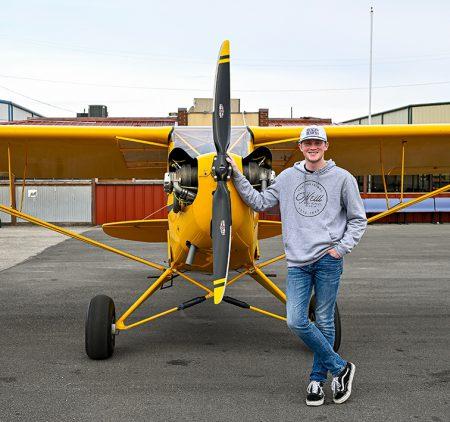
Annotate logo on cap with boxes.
[300,125,327,143]
[306,127,320,137]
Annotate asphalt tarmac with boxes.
[0,225,449,421]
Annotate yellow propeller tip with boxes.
[213,278,226,304]
[219,40,230,57]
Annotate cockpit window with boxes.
[172,126,251,157]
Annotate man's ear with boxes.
[323,142,329,151]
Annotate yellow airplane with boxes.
[1,40,450,360]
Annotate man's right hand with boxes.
[226,156,240,175]
[327,248,342,259]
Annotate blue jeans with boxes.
[286,253,347,382]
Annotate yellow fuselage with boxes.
[167,153,258,273]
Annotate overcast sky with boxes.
[1,0,449,122]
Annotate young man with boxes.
[227,125,367,406]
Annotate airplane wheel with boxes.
[308,295,341,352]
[85,295,116,360]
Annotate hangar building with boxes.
[0,100,42,122]
[342,102,450,125]
[342,102,450,223]
[1,101,449,225]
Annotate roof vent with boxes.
[88,105,108,118]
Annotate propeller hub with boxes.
[212,155,231,182]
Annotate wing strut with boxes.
[0,204,165,271]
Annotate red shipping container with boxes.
[95,183,168,225]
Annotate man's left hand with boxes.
[328,248,342,259]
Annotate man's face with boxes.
[299,139,328,163]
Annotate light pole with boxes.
[368,6,374,125]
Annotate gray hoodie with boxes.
[232,159,367,267]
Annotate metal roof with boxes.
[268,117,332,126]
[341,101,450,123]
[0,117,177,126]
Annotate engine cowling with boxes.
[242,146,275,191]
[164,148,198,213]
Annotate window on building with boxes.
[355,176,364,192]
[370,175,432,192]
[432,174,450,190]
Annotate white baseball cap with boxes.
[299,125,328,143]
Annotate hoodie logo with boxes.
[293,181,328,217]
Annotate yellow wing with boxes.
[0,125,172,179]
[257,220,282,239]
[250,124,450,175]
[102,219,168,242]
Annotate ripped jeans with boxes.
[286,253,347,382]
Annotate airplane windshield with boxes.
[172,126,251,157]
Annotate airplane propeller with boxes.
[211,40,232,305]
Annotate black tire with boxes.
[85,295,116,360]
[308,295,342,352]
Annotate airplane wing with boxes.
[0,125,172,179]
[258,220,282,239]
[102,219,168,242]
[250,124,450,176]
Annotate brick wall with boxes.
[258,108,269,126]
[177,108,188,126]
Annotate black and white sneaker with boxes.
[331,362,356,404]
[306,381,325,406]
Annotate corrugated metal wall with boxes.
[343,109,408,125]
[370,115,382,124]
[412,104,450,124]
[0,183,92,223]
[0,103,8,121]
[344,102,450,125]
[0,186,12,222]
[382,108,409,124]
[11,105,33,121]
[358,115,382,125]
[95,183,167,224]
[19,185,91,223]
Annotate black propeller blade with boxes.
[211,40,232,304]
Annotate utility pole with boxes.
[368,6,374,125]
[367,6,374,194]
